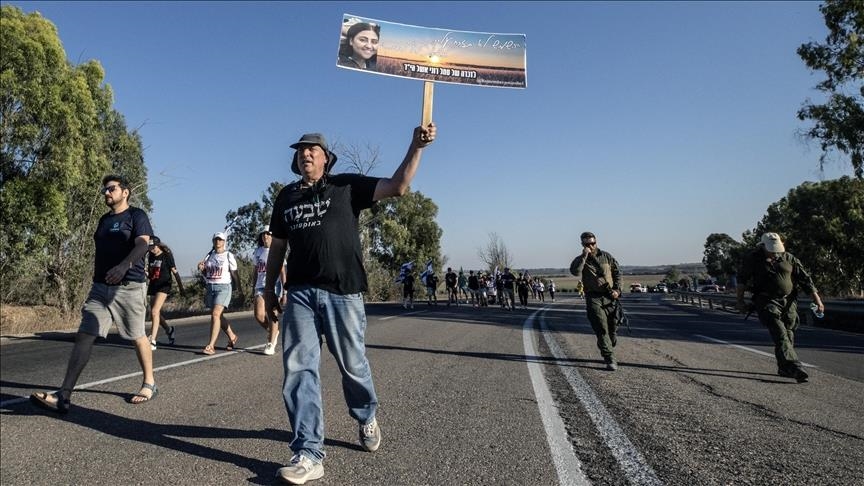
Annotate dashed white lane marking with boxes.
[523,310,591,486]
[535,310,664,486]
[0,345,262,408]
[694,334,817,368]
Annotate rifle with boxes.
[611,297,632,335]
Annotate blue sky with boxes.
[12,1,853,275]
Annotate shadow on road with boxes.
[2,397,316,484]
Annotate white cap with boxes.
[212,232,227,240]
[760,232,785,253]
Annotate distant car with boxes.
[698,284,720,293]
[630,283,646,293]
[653,284,669,293]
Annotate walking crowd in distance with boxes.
[407,266,561,311]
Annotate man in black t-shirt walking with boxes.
[444,267,458,306]
[264,123,437,485]
[467,270,481,308]
[31,175,156,414]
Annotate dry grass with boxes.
[1,305,73,335]
[0,300,211,336]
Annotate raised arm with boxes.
[569,255,585,278]
[373,123,436,201]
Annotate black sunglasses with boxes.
[582,241,597,247]
[101,185,120,194]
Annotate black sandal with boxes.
[30,388,71,414]
[166,325,176,345]
[130,383,159,404]
[226,335,239,351]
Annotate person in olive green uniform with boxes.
[736,232,824,383]
[570,232,622,371]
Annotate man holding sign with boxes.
[264,123,436,484]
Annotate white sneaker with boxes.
[276,454,323,484]
[359,417,381,452]
[149,339,157,351]
[263,342,276,356]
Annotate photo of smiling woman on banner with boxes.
[338,17,380,71]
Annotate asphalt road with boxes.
[1,293,862,485]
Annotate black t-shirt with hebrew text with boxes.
[270,174,379,295]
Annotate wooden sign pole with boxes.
[421,81,434,126]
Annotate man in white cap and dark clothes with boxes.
[736,232,824,383]
[263,122,436,484]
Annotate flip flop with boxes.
[202,345,216,355]
[30,390,70,414]
[130,383,158,404]
[226,336,239,351]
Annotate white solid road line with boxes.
[693,334,817,368]
[536,310,664,486]
[0,345,265,408]
[523,310,591,486]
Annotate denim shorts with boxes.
[79,281,148,340]
[254,280,283,298]
[205,283,233,308]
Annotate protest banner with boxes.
[338,14,527,123]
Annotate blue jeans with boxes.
[280,285,378,462]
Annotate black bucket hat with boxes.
[290,133,338,175]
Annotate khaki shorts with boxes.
[79,281,147,340]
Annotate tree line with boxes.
[702,177,863,296]
[1,6,151,314]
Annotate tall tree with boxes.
[334,140,380,176]
[477,232,513,272]
[797,0,864,178]
[750,177,863,296]
[367,190,443,274]
[0,6,149,313]
[702,233,744,285]
[225,181,284,257]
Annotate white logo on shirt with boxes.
[284,198,330,231]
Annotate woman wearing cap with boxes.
[146,236,184,350]
[337,21,380,70]
[198,232,242,355]
[252,228,286,356]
